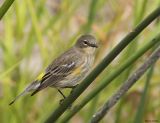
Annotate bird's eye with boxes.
[83,40,88,45]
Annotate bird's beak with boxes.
[90,43,98,48]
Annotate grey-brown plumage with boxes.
[9,34,98,105]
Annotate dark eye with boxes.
[83,40,88,45]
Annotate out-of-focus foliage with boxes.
[0,0,159,123]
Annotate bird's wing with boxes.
[42,59,76,85]
[31,49,81,96]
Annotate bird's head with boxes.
[75,34,98,54]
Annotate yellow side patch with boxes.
[37,72,45,80]
[72,67,82,76]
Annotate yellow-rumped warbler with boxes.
[9,34,98,105]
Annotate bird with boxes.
[9,34,98,105]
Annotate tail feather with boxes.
[31,89,40,96]
[9,80,40,105]
[9,90,27,105]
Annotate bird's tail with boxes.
[9,80,40,105]
[9,90,27,105]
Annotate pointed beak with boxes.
[90,43,98,48]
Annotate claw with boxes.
[59,98,72,109]
[59,99,64,105]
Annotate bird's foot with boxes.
[59,98,72,109]
[59,98,64,105]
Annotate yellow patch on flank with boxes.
[37,72,45,80]
[72,67,82,76]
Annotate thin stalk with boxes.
[45,7,160,123]
[121,0,149,80]
[85,94,99,122]
[115,1,149,121]
[114,100,124,123]
[0,60,22,79]
[84,0,99,121]
[138,0,148,22]
[133,65,155,123]
[134,0,148,24]
[85,0,98,33]
[59,34,160,123]
[90,47,160,123]
[26,0,47,59]
[0,0,15,20]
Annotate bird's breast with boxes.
[54,54,95,88]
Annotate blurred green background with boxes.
[0,0,160,123]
